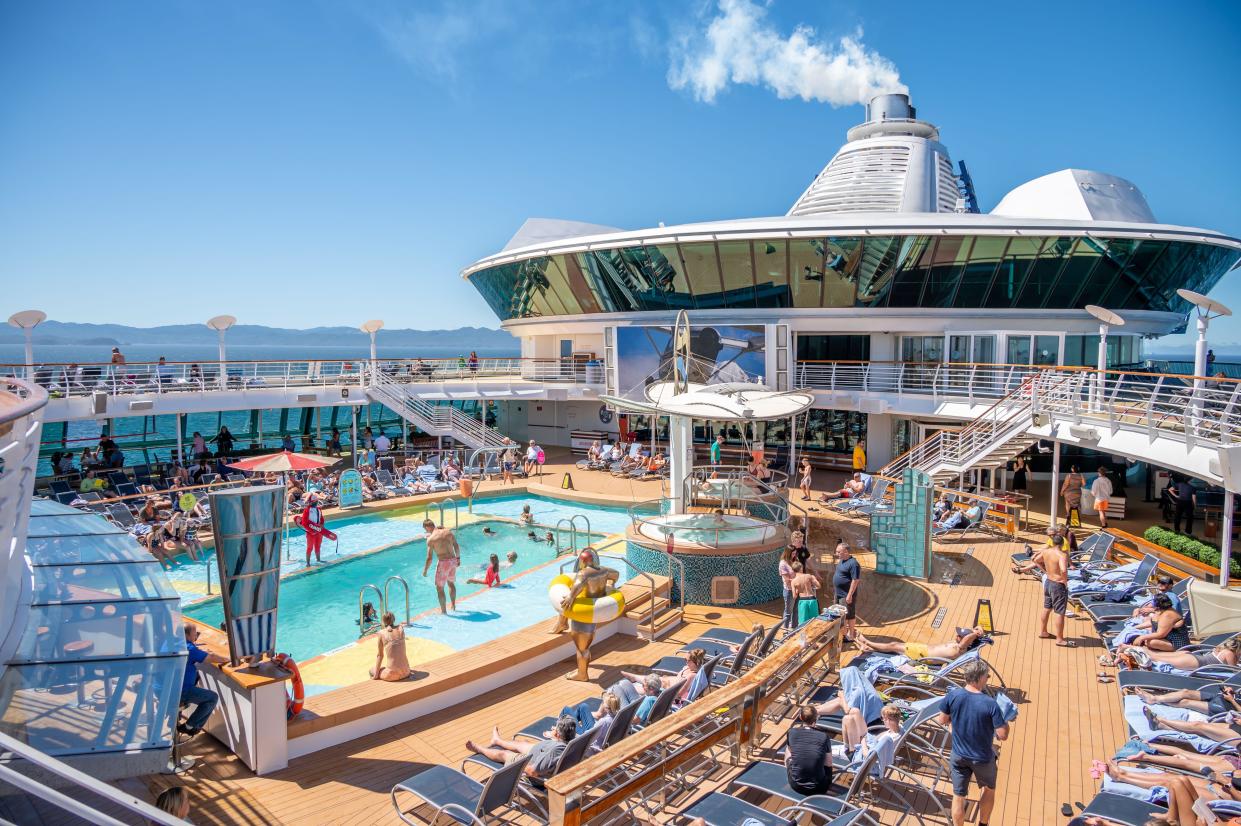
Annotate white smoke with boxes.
[668,0,907,106]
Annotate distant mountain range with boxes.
[0,321,517,348]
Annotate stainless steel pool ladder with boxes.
[431,497,460,528]
[554,518,578,554]
[385,575,411,625]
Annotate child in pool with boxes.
[468,554,502,587]
[519,505,534,525]
[482,526,496,536]
[544,531,555,544]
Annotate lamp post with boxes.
[1085,305,1124,413]
[1178,289,1235,588]
[360,319,384,385]
[7,310,46,381]
[206,315,237,391]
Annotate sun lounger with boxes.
[1084,577,1192,623]
[675,790,871,826]
[390,753,531,826]
[1117,667,1241,694]
[1069,792,1163,826]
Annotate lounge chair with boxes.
[674,791,872,826]
[375,469,412,496]
[460,724,593,782]
[932,501,986,540]
[1084,577,1192,624]
[1010,531,1112,569]
[1069,792,1163,826]
[829,476,881,514]
[1070,554,1160,602]
[390,752,531,826]
[1116,666,1241,694]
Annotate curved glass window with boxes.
[468,235,1240,320]
[1,503,185,758]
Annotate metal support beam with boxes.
[1223,491,1234,588]
[1050,439,1061,527]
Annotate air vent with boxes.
[128,400,154,412]
[711,576,740,604]
[297,393,317,403]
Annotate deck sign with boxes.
[338,469,364,509]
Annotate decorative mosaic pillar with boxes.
[870,468,933,580]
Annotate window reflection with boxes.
[467,236,1239,319]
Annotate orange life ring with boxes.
[273,652,305,718]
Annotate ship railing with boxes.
[4,356,603,398]
[0,377,48,670]
[545,614,843,825]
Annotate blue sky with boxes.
[2,0,1239,346]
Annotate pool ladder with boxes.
[357,575,412,633]
[554,514,592,555]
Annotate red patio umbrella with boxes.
[226,450,339,473]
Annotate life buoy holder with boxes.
[273,652,305,718]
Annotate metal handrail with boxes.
[358,584,385,632]
[205,555,214,595]
[0,731,189,825]
[384,575,411,626]
[628,498,785,549]
[432,497,459,528]
[570,513,591,544]
[554,518,578,554]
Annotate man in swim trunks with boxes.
[421,519,460,614]
[855,626,988,661]
[1037,536,1073,647]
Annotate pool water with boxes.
[182,520,568,662]
[637,513,777,545]
[467,493,634,535]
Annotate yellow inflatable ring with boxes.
[547,573,625,624]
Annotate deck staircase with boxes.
[619,574,684,641]
[367,371,510,451]
[880,371,1077,485]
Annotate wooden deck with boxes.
[135,504,1130,826]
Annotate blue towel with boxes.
[996,691,1018,723]
[1122,696,1219,752]
[840,666,884,723]
[1101,775,1168,805]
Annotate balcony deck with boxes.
[126,464,1135,826]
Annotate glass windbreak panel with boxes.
[677,243,723,307]
[985,237,1045,308]
[922,237,969,307]
[1097,240,1166,309]
[1006,335,1032,365]
[716,241,757,307]
[0,656,185,756]
[822,237,862,307]
[33,562,177,603]
[25,532,148,565]
[1136,241,1193,312]
[1034,335,1059,366]
[11,599,183,663]
[27,513,125,538]
[753,239,790,307]
[955,237,1007,308]
[789,238,827,307]
[1016,237,1073,307]
[886,236,935,306]
[1045,238,1103,308]
[538,256,584,315]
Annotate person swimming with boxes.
[358,601,378,628]
[528,530,539,541]
[502,551,518,568]
[544,530,555,544]
[468,554,502,587]
[482,526,496,536]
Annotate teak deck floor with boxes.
[139,512,1127,826]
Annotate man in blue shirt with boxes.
[832,542,861,642]
[937,660,1010,826]
[181,624,228,736]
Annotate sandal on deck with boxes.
[1056,640,1076,647]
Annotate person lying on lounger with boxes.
[1134,671,1241,715]
[1141,706,1241,745]
[818,473,865,502]
[854,626,989,661]
[464,716,576,788]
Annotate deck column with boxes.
[1223,491,1234,588]
[1049,439,1061,527]
[668,414,692,514]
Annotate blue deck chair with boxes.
[1070,554,1159,602]
[1010,531,1112,569]
[391,752,530,826]
[696,622,781,652]
[675,790,874,826]
[1070,792,1163,826]
[1117,667,1241,694]
[829,475,880,514]
[460,724,593,790]
[932,500,985,540]
[1085,576,1191,623]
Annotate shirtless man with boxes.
[421,519,460,614]
[818,472,866,502]
[1037,536,1073,647]
[855,626,988,661]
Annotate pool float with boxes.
[547,573,625,624]
[272,652,305,718]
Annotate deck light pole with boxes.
[360,319,384,384]
[1085,305,1124,413]
[1178,290,1235,588]
[206,315,237,391]
[7,310,46,381]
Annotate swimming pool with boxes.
[172,492,637,673]
[182,520,571,662]
[635,512,780,547]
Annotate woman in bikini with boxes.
[369,611,411,681]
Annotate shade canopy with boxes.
[227,450,338,473]
[601,381,815,422]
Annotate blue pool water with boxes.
[182,520,573,661]
[468,493,635,535]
